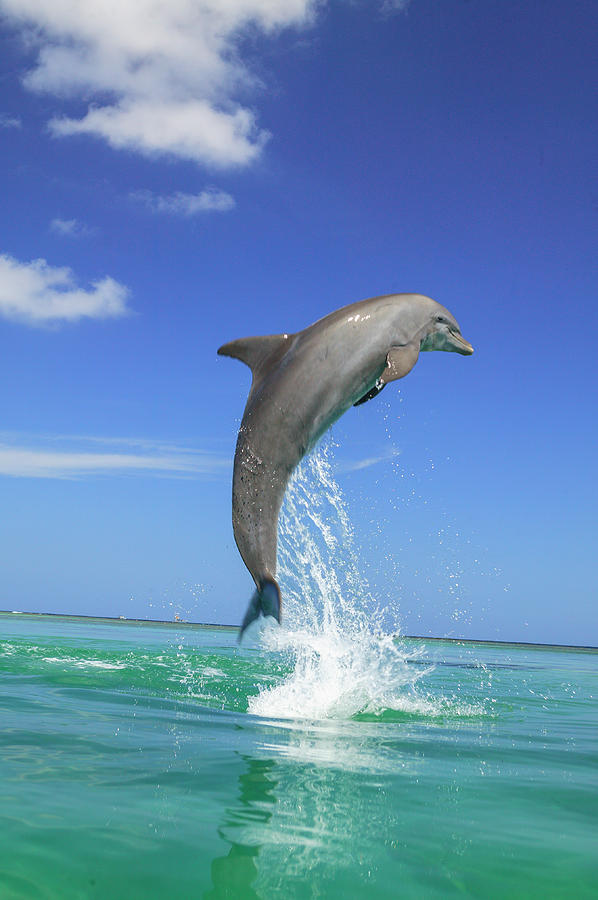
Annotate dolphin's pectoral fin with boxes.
[354,381,386,406]
[380,342,420,385]
[238,578,281,641]
[354,343,420,406]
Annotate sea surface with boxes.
[0,614,596,899]
[2,449,597,898]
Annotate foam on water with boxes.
[247,442,438,720]
[42,655,128,670]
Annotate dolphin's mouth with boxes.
[420,329,475,355]
[448,330,474,355]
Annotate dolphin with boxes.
[218,293,473,637]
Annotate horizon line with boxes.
[1,609,596,652]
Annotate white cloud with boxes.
[0,434,230,479]
[381,0,410,13]
[0,113,22,128]
[0,253,130,325]
[50,100,268,168]
[132,188,235,216]
[50,217,95,237]
[0,0,317,167]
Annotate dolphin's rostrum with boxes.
[218,293,473,637]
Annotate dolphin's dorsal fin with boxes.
[218,334,291,376]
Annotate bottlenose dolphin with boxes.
[218,293,473,636]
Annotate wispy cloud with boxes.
[50,217,95,238]
[339,447,400,473]
[132,188,235,216]
[0,253,130,326]
[0,113,22,129]
[0,434,230,479]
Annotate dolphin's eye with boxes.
[436,315,446,323]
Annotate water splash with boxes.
[247,442,433,720]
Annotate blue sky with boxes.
[0,0,596,644]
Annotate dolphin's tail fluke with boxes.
[239,577,281,641]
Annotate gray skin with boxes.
[218,293,473,636]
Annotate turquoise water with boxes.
[2,450,597,898]
[1,613,596,899]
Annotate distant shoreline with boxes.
[2,609,596,652]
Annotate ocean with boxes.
[1,616,597,899]
[1,448,596,898]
